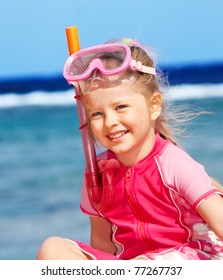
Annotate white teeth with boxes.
[109,131,127,139]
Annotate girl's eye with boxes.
[116,104,127,110]
[90,111,103,118]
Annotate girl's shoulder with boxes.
[157,141,203,170]
[156,141,214,207]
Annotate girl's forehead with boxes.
[85,86,141,104]
[85,86,141,100]
[84,87,148,112]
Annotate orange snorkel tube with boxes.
[65,26,107,210]
[65,26,80,55]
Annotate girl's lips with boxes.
[108,130,129,140]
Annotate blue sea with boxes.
[0,63,223,260]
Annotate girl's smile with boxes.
[108,130,129,140]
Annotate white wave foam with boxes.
[0,89,75,108]
[1,84,223,108]
[168,83,223,100]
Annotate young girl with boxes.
[37,39,223,260]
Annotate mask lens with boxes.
[65,46,128,79]
[68,54,94,76]
[97,50,126,70]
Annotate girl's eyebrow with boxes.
[86,95,135,113]
[89,99,132,109]
[110,97,134,106]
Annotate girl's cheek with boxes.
[89,121,99,135]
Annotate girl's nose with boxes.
[104,112,119,128]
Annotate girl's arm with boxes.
[197,194,223,241]
[90,216,116,255]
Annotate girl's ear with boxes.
[150,92,162,120]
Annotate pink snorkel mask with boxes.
[63,43,156,92]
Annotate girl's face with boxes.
[84,85,161,166]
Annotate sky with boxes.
[0,0,223,78]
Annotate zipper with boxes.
[125,167,147,241]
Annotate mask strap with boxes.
[131,60,156,75]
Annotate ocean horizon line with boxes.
[1,61,223,95]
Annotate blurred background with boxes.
[0,0,223,259]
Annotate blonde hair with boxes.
[128,44,187,145]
